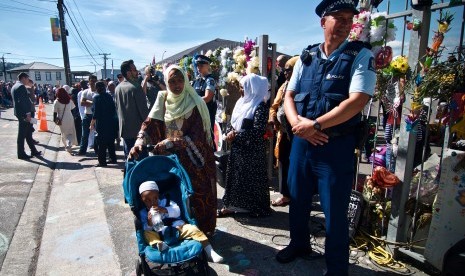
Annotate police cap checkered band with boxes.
[195,55,211,65]
[315,0,360,17]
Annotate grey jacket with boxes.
[115,80,149,139]
[11,81,34,120]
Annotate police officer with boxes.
[192,55,217,139]
[276,1,376,275]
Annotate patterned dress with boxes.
[223,102,272,216]
[139,107,217,235]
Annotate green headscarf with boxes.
[149,64,212,143]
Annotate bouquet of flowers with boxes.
[349,10,371,42]
[383,55,409,76]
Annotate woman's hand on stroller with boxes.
[128,145,143,160]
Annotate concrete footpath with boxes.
[0,104,428,275]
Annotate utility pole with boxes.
[57,0,72,85]
[99,53,111,79]
[2,53,10,82]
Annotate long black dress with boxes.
[223,102,272,216]
[93,92,117,165]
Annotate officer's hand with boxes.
[304,131,329,146]
[292,116,328,145]
[128,145,143,160]
[292,116,315,137]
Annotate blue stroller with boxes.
[123,154,210,275]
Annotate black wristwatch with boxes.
[313,119,321,131]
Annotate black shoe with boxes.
[33,139,40,144]
[76,152,86,156]
[95,163,107,167]
[276,245,312,263]
[31,151,42,157]
[18,154,32,160]
[108,159,117,164]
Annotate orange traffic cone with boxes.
[38,101,48,132]
[37,99,43,119]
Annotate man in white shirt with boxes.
[77,75,97,155]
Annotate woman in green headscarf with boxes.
[130,65,217,235]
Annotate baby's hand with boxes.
[152,206,167,214]
[147,212,153,226]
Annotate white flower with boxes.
[227,72,241,83]
[220,88,229,97]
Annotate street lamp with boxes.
[2,52,11,82]
[161,50,167,62]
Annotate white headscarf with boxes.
[230,73,269,132]
[62,85,71,94]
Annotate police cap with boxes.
[194,55,212,65]
[315,0,359,18]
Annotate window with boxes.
[35,71,41,81]
[45,72,51,81]
[56,71,61,80]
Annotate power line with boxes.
[63,2,101,55]
[64,20,102,67]
[63,11,101,66]
[8,53,96,59]
[0,4,53,15]
[9,0,56,12]
[69,0,104,53]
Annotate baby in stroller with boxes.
[139,180,223,263]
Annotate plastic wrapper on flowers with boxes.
[372,166,401,188]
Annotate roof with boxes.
[8,62,64,72]
[159,38,244,64]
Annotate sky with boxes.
[0,0,463,76]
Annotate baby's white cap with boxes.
[139,181,159,194]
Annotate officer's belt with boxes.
[323,126,356,138]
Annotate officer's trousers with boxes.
[288,134,355,276]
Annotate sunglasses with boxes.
[284,68,293,72]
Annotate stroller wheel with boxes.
[135,259,142,276]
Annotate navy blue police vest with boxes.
[295,41,368,134]
[193,74,216,106]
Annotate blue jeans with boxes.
[79,114,92,154]
[287,135,355,276]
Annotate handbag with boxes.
[276,84,292,137]
[55,104,66,125]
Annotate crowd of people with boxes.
[6,1,378,274]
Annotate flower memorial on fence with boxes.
[173,38,259,124]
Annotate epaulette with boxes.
[300,43,320,66]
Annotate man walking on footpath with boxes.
[276,1,376,275]
[115,60,149,160]
[77,75,97,156]
[11,72,41,159]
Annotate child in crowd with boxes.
[139,181,223,263]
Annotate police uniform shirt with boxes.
[194,75,216,98]
[288,40,376,97]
